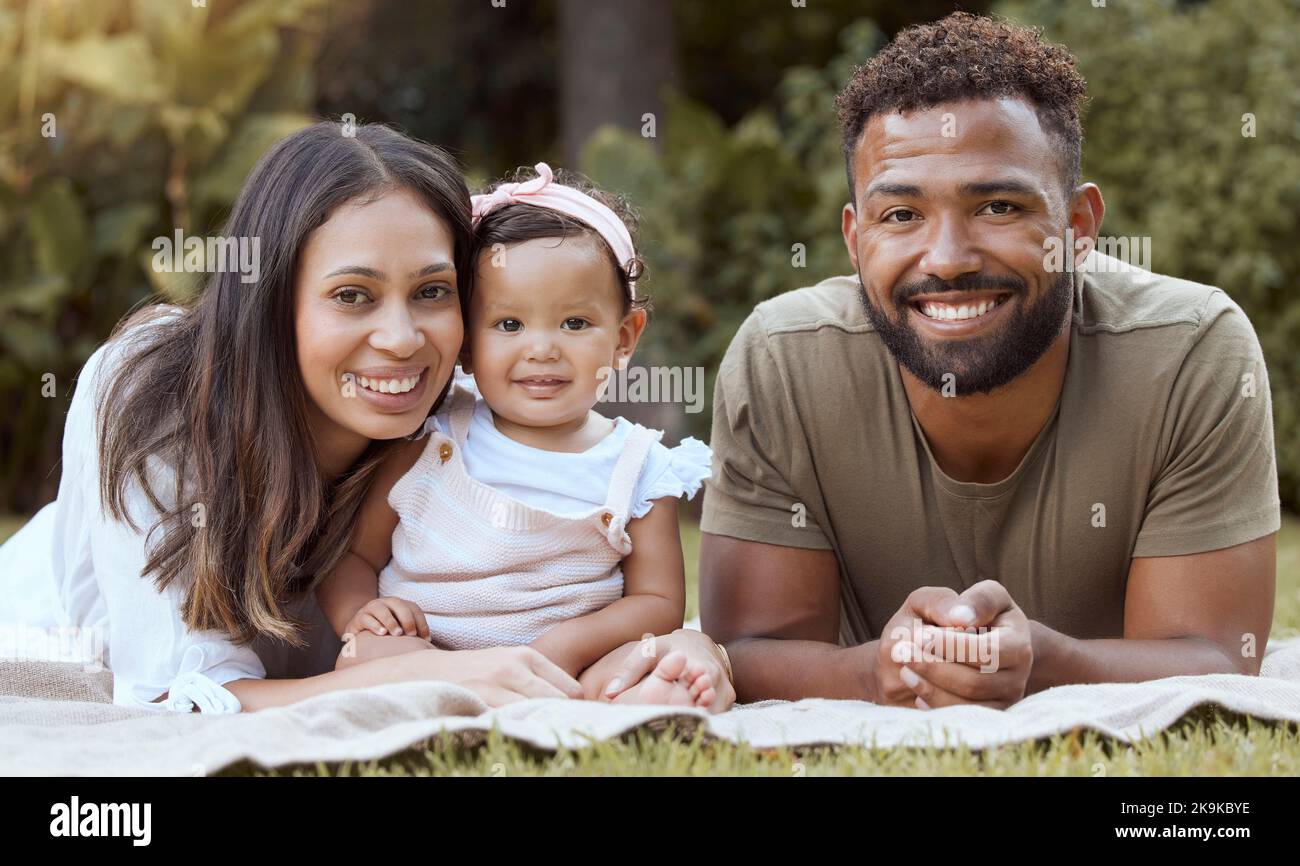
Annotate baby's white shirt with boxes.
[427,372,712,519]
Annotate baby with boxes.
[317,163,716,707]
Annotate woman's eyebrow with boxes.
[322,261,455,281]
[409,262,456,279]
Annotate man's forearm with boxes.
[725,636,877,703]
[1028,621,1254,693]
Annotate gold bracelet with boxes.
[714,641,734,686]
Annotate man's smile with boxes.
[904,291,1015,335]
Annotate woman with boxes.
[0,122,734,713]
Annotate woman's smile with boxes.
[348,366,430,412]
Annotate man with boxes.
[699,12,1280,708]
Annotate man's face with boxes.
[843,97,1074,396]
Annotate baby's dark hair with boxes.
[467,166,652,317]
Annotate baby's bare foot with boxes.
[612,651,717,708]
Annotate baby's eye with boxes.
[496,319,523,333]
[561,317,589,331]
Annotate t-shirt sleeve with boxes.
[1132,290,1281,557]
[700,309,832,550]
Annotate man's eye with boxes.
[562,317,588,331]
[885,209,919,223]
[983,201,1019,215]
[497,319,522,333]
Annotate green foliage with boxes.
[582,20,884,441]
[998,0,1300,507]
[0,0,326,510]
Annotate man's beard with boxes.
[858,269,1074,397]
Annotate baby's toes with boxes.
[688,670,714,699]
[652,650,689,682]
[695,686,716,708]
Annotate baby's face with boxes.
[466,236,640,431]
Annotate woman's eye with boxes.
[497,319,522,333]
[562,317,588,331]
[335,288,367,305]
[983,201,1019,215]
[417,283,451,301]
[884,209,919,223]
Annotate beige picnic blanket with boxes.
[3,636,1300,776]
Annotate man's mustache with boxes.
[894,274,1028,304]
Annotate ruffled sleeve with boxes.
[147,641,260,714]
[629,436,713,519]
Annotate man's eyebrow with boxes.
[322,261,455,281]
[957,180,1042,199]
[862,182,923,202]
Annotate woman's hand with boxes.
[396,645,585,708]
[581,628,736,713]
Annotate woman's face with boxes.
[294,187,463,454]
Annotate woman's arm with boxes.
[225,643,586,711]
[530,497,686,678]
[316,438,423,636]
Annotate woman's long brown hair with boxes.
[96,122,472,647]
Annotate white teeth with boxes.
[919,297,1003,321]
[353,373,420,394]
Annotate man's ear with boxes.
[614,307,648,371]
[841,202,861,273]
[1067,183,1105,269]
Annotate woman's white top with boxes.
[0,317,265,713]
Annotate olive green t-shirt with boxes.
[700,258,1281,644]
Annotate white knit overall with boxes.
[377,386,661,650]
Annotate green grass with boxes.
[4,511,1300,775]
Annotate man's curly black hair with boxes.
[836,11,1089,204]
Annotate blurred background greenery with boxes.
[1,0,1297,523]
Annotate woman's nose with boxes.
[370,303,425,356]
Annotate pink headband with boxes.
[471,162,637,298]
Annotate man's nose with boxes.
[917,215,983,282]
